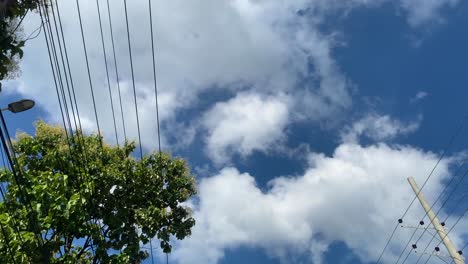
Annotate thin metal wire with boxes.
[148,0,162,154]
[54,0,83,135]
[406,164,468,264]
[423,208,467,264]
[396,228,420,264]
[75,0,103,146]
[96,0,119,146]
[378,116,468,264]
[123,0,143,158]
[0,112,44,247]
[44,0,75,139]
[105,0,127,142]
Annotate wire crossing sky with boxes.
[2,0,468,263]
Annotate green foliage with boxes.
[1,0,41,80]
[0,121,197,263]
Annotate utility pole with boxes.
[407,177,465,264]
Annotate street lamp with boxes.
[1,99,35,113]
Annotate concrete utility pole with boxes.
[407,177,465,264]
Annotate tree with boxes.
[0,121,197,263]
[1,0,42,80]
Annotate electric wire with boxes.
[147,0,161,261]
[105,0,128,142]
[75,0,103,146]
[377,116,468,264]
[43,0,75,139]
[0,148,22,264]
[395,227,420,264]
[48,1,80,137]
[123,0,143,158]
[54,0,84,135]
[423,208,468,264]
[404,164,468,264]
[436,254,451,264]
[0,143,26,248]
[24,22,43,42]
[10,10,28,35]
[415,168,468,264]
[0,113,45,248]
[148,0,162,154]
[95,0,119,146]
[47,0,98,256]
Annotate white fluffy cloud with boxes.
[171,142,466,264]
[5,0,459,154]
[202,93,290,164]
[340,114,422,143]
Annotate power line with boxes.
[147,0,161,262]
[75,0,103,146]
[123,0,143,158]
[43,0,75,138]
[148,0,162,154]
[53,0,84,135]
[24,22,43,42]
[395,227,420,264]
[423,208,467,264]
[96,0,119,146]
[415,167,468,264]
[377,116,468,264]
[105,0,127,142]
[0,112,45,248]
[405,164,468,264]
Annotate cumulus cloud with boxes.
[4,0,351,151]
[202,92,290,165]
[5,0,459,154]
[170,142,465,264]
[340,114,422,143]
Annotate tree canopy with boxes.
[0,121,197,263]
[1,0,42,80]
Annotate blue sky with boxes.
[3,0,468,263]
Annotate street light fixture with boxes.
[1,99,35,113]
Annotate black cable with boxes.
[147,0,161,261]
[0,143,26,248]
[10,10,28,35]
[75,0,103,146]
[423,208,467,264]
[395,228,420,264]
[0,9,28,44]
[95,0,119,146]
[461,241,468,253]
[436,254,451,264]
[415,168,468,264]
[48,0,80,138]
[43,0,74,139]
[0,112,44,248]
[105,0,127,142]
[377,116,468,264]
[54,0,84,135]
[24,22,43,42]
[123,0,143,158]
[148,0,162,154]
[406,164,468,264]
